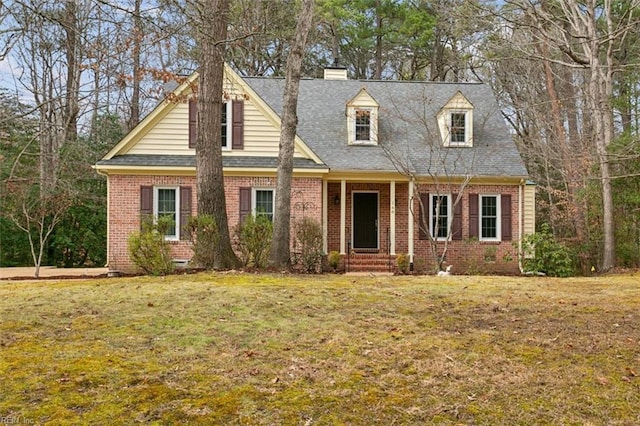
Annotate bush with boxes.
[234,214,273,269]
[522,223,575,277]
[186,215,218,269]
[327,250,341,272]
[395,253,409,274]
[293,217,324,273]
[127,216,175,276]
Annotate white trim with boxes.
[322,180,328,254]
[340,180,346,254]
[153,186,180,240]
[251,187,275,220]
[390,181,396,255]
[347,107,378,146]
[221,101,232,151]
[479,194,501,241]
[429,193,452,240]
[408,180,414,265]
[351,190,380,250]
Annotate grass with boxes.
[1,272,640,425]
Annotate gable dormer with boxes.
[346,88,379,145]
[437,91,474,147]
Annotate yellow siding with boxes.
[523,183,536,236]
[126,77,307,158]
[127,103,189,155]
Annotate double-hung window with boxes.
[480,195,500,240]
[221,101,232,149]
[253,188,275,221]
[450,112,466,145]
[355,109,371,142]
[431,194,451,239]
[155,187,179,239]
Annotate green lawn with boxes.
[1,272,639,425]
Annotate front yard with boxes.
[1,272,639,424]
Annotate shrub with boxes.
[522,223,575,277]
[127,216,175,276]
[186,215,218,269]
[233,214,273,269]
[327,250,341,272]
[395,253,410,274]
[293,217,324,273]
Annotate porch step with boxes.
[344,254,396,273]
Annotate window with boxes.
[355,109,371,141]
[431,194,451,239]
[253,189,275,221]
[221,101,231,149]
[437,91,474,147]
[346,98,378,146]
[189,99,242,149]
[155,187,178,239]
[450,113,466,145]
[480,195,500,240]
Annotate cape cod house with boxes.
[95,64,534,274]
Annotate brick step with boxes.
[344,254,396,273]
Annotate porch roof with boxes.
[95,154,328,169]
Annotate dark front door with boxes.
[353,192,378,250]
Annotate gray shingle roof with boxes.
[96,155,327,169]
[244,77,528,178]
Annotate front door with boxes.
[352,192,378,250]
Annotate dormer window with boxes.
[450,112,466,145]
[347,88,379,145]
[438,91,474,147]
[355,109,371,141]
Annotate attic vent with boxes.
[324,65,347,80]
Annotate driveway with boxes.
[0,266,109,280]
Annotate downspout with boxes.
[518,179,524,274]
[408,178,415,271]
[95,168,110,268]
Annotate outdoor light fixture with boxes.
[333,194,340,205]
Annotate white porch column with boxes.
[408,179,415,267]
[390,180,396,255]
[340,180,347,254]
[322,179,328,254]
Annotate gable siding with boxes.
[126,89,307,158]
[523,184,535,237]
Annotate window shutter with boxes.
[501,194,512,241]
[469,193,479,238]
[140,186,153,230]
[180,186,192,241]
[418,193,429,240]
[239,187,251,223]
[452,194,462,240]
[189,99,197,149]
[232,100,244,149]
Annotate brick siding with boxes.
[108,174,322,273]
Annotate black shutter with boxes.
[501,194,512,241]
[189,99,197,149]
[469,193,479,239]
[232,100,244,149]
[180,186,192,240]
[418,192,429,240]
[140,186,153,230]
[452,194,462,240]
[239,187,251,223]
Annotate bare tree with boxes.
[269,0,315,269]
[490,0,640,271]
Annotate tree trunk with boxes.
[128,0,142,130]
[269,0,315,269]
[195,0,239,269]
